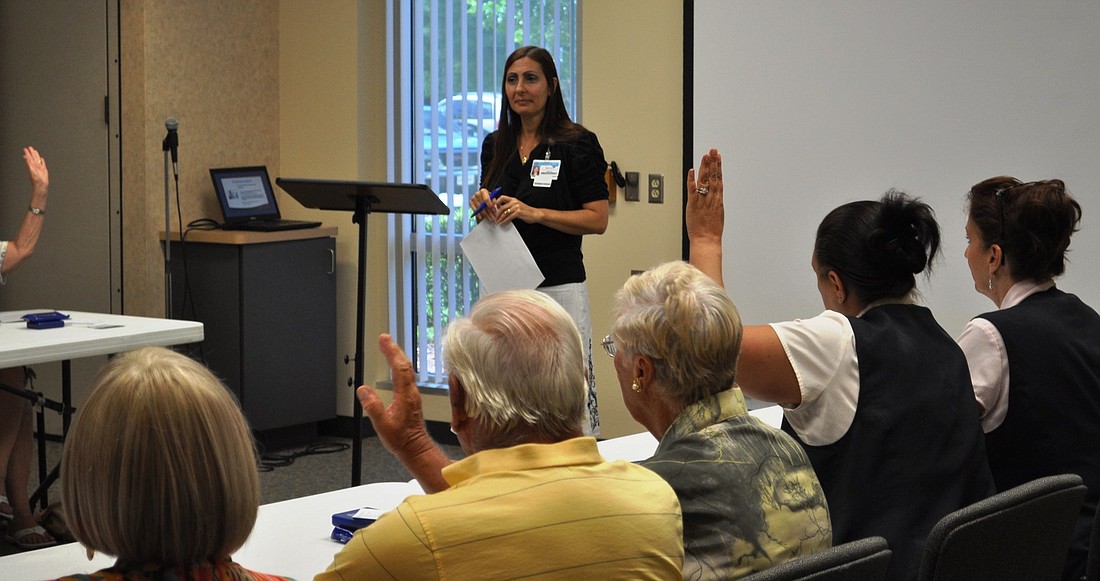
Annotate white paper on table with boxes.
[460,220,544,294]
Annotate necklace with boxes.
[519,136,538,165]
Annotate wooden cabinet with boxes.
[166,228,337,432]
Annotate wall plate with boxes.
[648,173,664,203]
[625,171,639,201]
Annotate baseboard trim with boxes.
[318,416,459,447]
[254,422,320,452]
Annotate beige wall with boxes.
[278,0,392,419]
[578,2,684,437]
[121,0,281,317]
[124,0,683,438]
[121,0,364,420]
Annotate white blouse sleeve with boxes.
[956,317,1009,433]
[0,240,8,285]
[769,310,860,446]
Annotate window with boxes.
[389,0,578,386]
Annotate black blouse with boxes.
[480,129,608,286]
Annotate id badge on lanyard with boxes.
[531,147,560,188]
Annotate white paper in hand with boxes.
[460,220,544,294]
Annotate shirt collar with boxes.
[857,293,916,318]
[660,388,749,443]
[442,437,602,487]
[1000,279,1055,309]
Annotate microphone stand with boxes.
[162,120,178,319]
[163,147,172,319]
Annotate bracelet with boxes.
[28,206,45,216]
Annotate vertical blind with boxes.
[404,0,577,385]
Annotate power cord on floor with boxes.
[257,440,350,472]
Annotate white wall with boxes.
[694,1,1100,335]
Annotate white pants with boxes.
[538,282,598,435]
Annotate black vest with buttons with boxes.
[783,304,994,581]
[978,287,1100,579]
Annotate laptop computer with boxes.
[210,166,322,231]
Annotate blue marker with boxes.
[471,187,503,217]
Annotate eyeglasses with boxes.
[601,334,617,358]
[992,179,1057,244]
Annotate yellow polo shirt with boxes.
[316,437,684,580]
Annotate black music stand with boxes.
[276,178,448,486]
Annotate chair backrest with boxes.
[739,537,891,581]
[918,473,1087,581]
[1085,498,1100,581]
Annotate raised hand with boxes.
[686,148,725,284]
[357,334,453,492]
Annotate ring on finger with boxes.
[695,187,709,195]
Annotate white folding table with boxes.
[0,310,203,507]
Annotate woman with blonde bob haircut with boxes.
[55,347,288,580]
[442,289,587,449]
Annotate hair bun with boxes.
[867,226,926,275]
[869,191,934,275]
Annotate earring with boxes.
[631,379,641,393]
[988,277,993,291]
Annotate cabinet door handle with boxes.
[327,249,335,275]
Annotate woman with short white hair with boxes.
[609,259,831,580]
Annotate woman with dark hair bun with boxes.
[699,188,994,581]
[958,176,1099,581]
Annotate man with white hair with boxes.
[317,290,684,580]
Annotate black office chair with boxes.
[918,473,1086,581]
[739,537,891,581]
[1084,500,1100,581]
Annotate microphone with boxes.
[162,117,179,177]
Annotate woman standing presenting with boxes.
[958,177,1099,581]
[470,45,609,433]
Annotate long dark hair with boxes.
[814,190,941,305]
[967,177,1081,281]
[482,45,585,188]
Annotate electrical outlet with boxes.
[625,172,639,201]
[648,173,664,203]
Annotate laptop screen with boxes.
[211,166,282,224]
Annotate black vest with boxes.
[979,288,1100,580]
[783,304,994,581]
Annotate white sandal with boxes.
[6,525,57,550]
[0,495,13,522]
